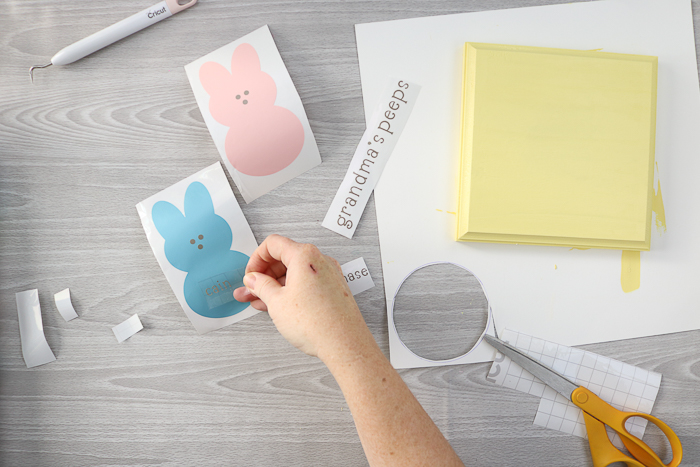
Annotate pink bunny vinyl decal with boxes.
[199,43,305,176]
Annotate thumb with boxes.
[243,272,282,305]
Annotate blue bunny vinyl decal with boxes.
[152,181,250,319]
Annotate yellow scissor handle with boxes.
[572,386,683,467]
[583,412,646,467]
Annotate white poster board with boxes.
[356,0,700,366]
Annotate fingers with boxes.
[245,235,302,275]
[265,261,288,280]
[249,298,268,312]
[234,275,287,301]
[243,271,283,305]
[233,286,255,303]
[233,286,269,311]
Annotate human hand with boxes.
[233,235,374,363]
[234,237,465,467]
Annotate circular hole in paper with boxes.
[392,263,489,361]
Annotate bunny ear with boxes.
[231,43,260,73]
[184,182,215,218]
[200,61,233,95]
[152,201,186,239]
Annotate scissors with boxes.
[484,335,683,467]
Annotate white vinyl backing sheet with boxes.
[137,163,260,334]
[185,25,321,203]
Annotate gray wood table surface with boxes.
[2,1,699,465]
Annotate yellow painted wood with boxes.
[620,250,641,293]
[457,43,658,250]
[652,164,667,233]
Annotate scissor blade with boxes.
[484,335,579,400]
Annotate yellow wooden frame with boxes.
[457,43,658,250]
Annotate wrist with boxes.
[319,326,388,378]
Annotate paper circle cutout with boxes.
[390,262,492,364]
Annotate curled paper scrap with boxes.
[54,288,78,321]
[112,314,144,343]
[16,289,56,368]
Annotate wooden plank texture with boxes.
[1,1,698,466]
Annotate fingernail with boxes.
[244,273,256,289]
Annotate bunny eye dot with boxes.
[243,100,248,105]
[198,234,203,240]
[190,239,195,244]
[244,90,249,95]
[198,244,203,250]
[236,95,241,100]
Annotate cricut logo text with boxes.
[148,7,167,18]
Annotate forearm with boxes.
[238,236,463,466]
[322,331,465,467]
